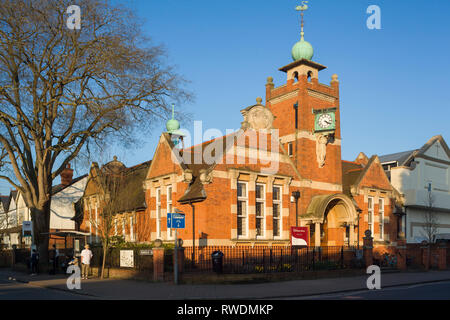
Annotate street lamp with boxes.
[291,191,301,227]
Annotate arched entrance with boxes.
[302,194,357,247]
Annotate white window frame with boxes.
[237,181,249,239]
[167,185,174,240]
[122,217,126,238]
[379,198,385,240]
[255,183,266,239]
[130,216,134,242]
[156,188,162,239]
[368,196,374,235]
[114,219,117,236]
[272,185,282,239]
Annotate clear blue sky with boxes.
[1,0,450,194]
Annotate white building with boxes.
[0,190,20,247]
[0,165,88,248]
[50,175,88,230]
[380,135,450,243]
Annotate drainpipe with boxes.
[357,211,361,250]
[190,202,195,268]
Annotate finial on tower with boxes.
[295,1,309,41]
[166,103,180,134]
[291,1,314,61]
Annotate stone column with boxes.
[438,244,447,271]
[248,174,257,239]
[153,247,165,281]
[363,230,374,267]
[314,223,321,247]
[396,237,407,270]
[349,224,355,247]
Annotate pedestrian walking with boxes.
[80,244,93,279]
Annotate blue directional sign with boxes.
[167,212,185,229]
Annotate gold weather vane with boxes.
[295,1,309,40]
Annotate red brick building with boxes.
[142,62,401,248]
[79,8,402,250]
[78,158,151,245]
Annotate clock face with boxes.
[318,113,333,129]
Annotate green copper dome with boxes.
[291,39,314,61]
[166,118,180,132]
[166,103,180,133]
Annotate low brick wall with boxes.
[88,266,154,280]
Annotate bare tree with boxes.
[0,0,191,263]
[88,167,125,279]
[421,186,439,244]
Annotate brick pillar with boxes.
[363,230,373,267]
[396,238,407,270]
[438,244,447,271]
[153,247,164,281]
[421,244,430,270]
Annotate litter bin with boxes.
[211,251,224,274]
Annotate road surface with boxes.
[287,281,450,300]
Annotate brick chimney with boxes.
[60,163,74,187]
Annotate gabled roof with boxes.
[10,190,17,202]
[342,155,393,194]
[379,150,416,166]
[51,174,88,195]
[177,132,240,204]
[114,161,151,213]
[0,196,9,212]
[379,135,450,167]
[341,161,363,195]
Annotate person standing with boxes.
[80,244,93,279]
[30,249,39,276]
[49,245,57,275]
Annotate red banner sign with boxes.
[291,226,309,247]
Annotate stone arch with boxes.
[304,194,357,224]
[303,194,358,246]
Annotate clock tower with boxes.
[265,3,342,187]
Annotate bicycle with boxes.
[382,252,397,268]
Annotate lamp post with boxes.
[291,191,301,227]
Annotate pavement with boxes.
[1,268,450,300]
